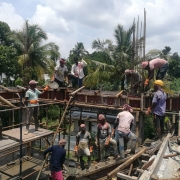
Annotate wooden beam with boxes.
[117,173,137,180]
[141,157,155,170]
[163,153,177,159]
[0,96,16,108]
[107,147,146,179]
[69,86,85,96]
[0,85,13,92]
[139,134,171,180]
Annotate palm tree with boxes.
[69,42,89,61]
[9,20,60,84]
[84,24,135,89]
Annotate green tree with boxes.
[168,52,180,78]
[84,24,134,90]
[69,42,89,63]
[9,20,60,85]
[0,46,20,83]
[0,21,11,46]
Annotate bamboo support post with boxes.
[116,90,124,97]
[69,86,85,96]
[107,147,146,179]
[128,163,133,176]
[0,85,13,92]
[0,95,16,108]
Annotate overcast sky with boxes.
[0,0,179,59]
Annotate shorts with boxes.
[78,147,90,157]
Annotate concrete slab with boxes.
[2,125,54,143]
[0,157,49,180]
[0,139,19,151]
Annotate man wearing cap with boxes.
[70,57,87,88]
[96,114,118,161]
[124,69,142,94]
[74,124,92,170]
[44,139,66,180]
[24,80,49,135]
[53,58,68,87]
[112,104,137,159]
[141,58,168,87]
[146,80,166,140]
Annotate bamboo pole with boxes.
[0,95,16,108]
[107,147,146,179]
[0,85,13,92]
[69,86,85,96]
[116,90,124,97]
[36,95,73,180]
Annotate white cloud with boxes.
[0,2,24,29]
[0,0,180,58]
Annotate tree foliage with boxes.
[0,45,20,79]
[8,20,60,85]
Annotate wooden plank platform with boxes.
[0,157,49,180]
[0,139,19,151]
[2,125,54,143]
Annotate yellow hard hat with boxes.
[154,80,164,87]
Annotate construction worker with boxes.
[141,58,169,87]
[74,124,92,170]
[53,58,68,87]
[70,57,87,88]
[96,114,119,162]
[44,139,66,180]
[112,104,137,159]
[24,80,49,135]
[146,80,166,140]
[124,69,142,94]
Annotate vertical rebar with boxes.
[67,109,72,167]
[19,93,23,180]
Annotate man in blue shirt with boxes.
[44,139,66,180]
[146,80,166,140]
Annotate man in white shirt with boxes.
[54,58,68,87]
[71,57,87,88]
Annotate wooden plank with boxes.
[0,139,19,151]
[107,147,146,179]
[2,125,53,143]
[141,157,155,170]
[117,173,137,180]
[139,134,171,180]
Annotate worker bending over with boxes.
[141,58,168,87]
[96,114,119,162]
[124,69,142,94]
[74,124,92,170]
[146,80,166,140]
[112,104,137,159]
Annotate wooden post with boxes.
[138,112,144,144]
[136,111,139,146]
[178,111,180,137]
[0,118,2,140]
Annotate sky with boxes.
[0,0,180,59]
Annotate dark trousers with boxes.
[156,63,169,80]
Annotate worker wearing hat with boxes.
[44,139,66,180]
[96,114,119,161]
[53,58,68,87]
[146,80,166,140]
[141,58,168,87]
[112,104,137,159]
[24,80,49,135]
[74,124,92,170]
[124,69,142,94]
